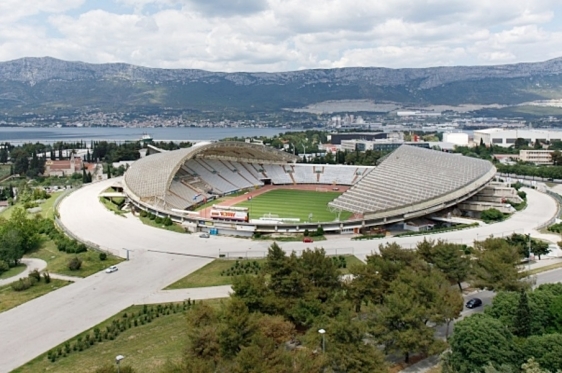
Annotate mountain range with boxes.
[1,56,562,115]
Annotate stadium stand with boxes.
[262,164,294,184]
[329,145,496,220]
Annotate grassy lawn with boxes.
[166,259,267,289]
[139,216,187,233]
[529,261,562,275]
[0,264,26,280]
[26,239,123,277]
[167,255,362,289]
[0,191,64,220]
[0,279,70,313]
[235,189,352,222]
[0,164,10,180]
[15,300,224,373]
[99,197,125,216]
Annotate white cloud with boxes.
[0,0,560,71]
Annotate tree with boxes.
[471,238,528,292]
[445,314,517,373]
[514,290,532,338]
[218,298,255,358]
[523,334,562,373]
[417,239,471,291]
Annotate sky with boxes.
[1,0,562,72]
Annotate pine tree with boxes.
[514,290,532,337]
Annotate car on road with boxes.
[303,237,313,243]
[199,233,210,238]
[465,298,482,309]
[105,265,118,274]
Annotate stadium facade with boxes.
[123,142,497,236]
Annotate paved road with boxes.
[0,179,557,372]
[58,179,559,261]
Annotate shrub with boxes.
[148,213,156,221]
[76,243,88,254]
[303,229,310,237]
[163,217,173,226]
[0,260,9,274]
[99,252,107,261]
[517,190,527,200]
[43,271,51,283]
[139,210,147,218]
[11,278,34,291]
[481,208,505,223]
[68,257,83,271]
[155,216,163,224]
[29,269,41,282]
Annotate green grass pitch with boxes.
[235,189,352,223]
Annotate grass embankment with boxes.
[0,279,70,313]
[528,261,562,275]
[27,239,123,278]
[167,255,363,289]
[235,189,352,222]
[15,300,223,373]
[139,216,187,233]
[0,264,26,280]
[0,191,64,220]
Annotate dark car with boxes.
[465,298,483,309]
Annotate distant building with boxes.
[328,132,388,145]
[443,132,469,146]
[44,155,82,177]
[474,128,562,147]
[341,139,430,152]
[519,150,553,165]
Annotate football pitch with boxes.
[235,189,353,223]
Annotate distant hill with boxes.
[1,56,562,114]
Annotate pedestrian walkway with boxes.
[0,258,47,286]
[143,285,232,304]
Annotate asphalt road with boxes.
[0,179,558,372]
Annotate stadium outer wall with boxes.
[124,179,493,237]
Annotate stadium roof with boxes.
[328,145,496,219]
[123,141,297,202]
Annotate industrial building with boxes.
[340,139,430,152]
[328,132,389,145]
[474,128,562,147]
[442,132,469,146]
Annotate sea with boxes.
[0,127,301,144]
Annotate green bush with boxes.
[548,222,562,234]
[0,260,9,274]
[29,269,41,282]
[99,252,108,261]
[139,210,147,218]
[68,257,83,271]
[11,277,34,291]
[43,271,51,283]
[518,190,527,200]
[163,217,173,226]
[303,229,310,237]
[148,213,156,221]
[155,216,163,224]
[481,208,505,223]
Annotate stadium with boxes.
[122,141,497,236]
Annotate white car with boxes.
[199,233,210,238]
[105,265,118,273]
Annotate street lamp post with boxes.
[318,329,326,353]
[116,355,125,373]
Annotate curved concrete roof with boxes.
[328,145,496,219]
[123,141,297,202]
